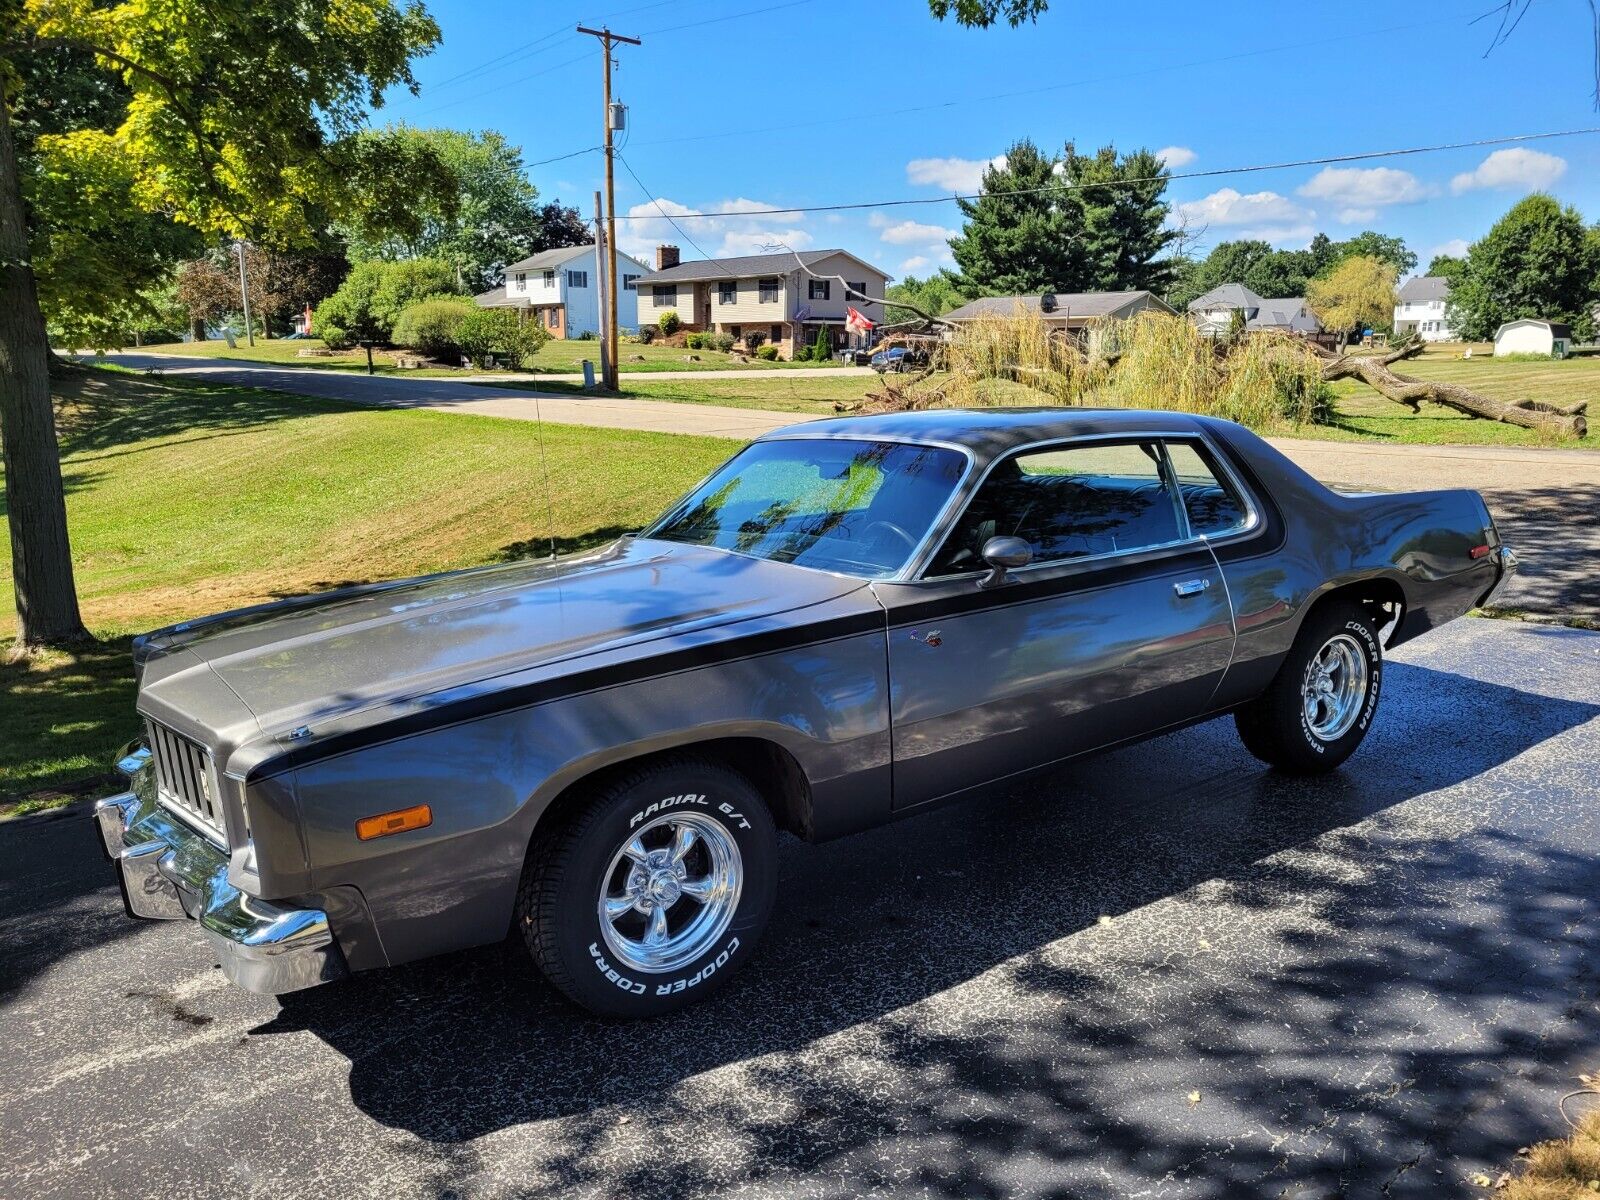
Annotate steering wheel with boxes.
[863,520,918,554]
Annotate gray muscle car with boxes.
[95,408,1516,1016]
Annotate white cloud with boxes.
[906,154,1006,192]
[618,195,813,261]
[1175,188,1311,228]
[900,255,932,273]
[1427,238,1470,260]
[869,215,957,245]
[1156,145,1197,169]
[1297,166,1431,224]
[1450,148,1567,194]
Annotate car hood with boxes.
[135,538,871,740]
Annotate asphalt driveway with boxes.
[5,618,1599,1199]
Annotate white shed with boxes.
[1493,319,1573,358]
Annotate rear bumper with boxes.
[1478,544,1519,608]
[95,746,347,994]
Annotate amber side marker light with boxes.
[356,805,432,841]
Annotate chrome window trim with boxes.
[912,429,1262,584]
[638,434,978,583]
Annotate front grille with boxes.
[146,722,226,842]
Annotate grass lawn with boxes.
[126,337,852,375]
[0,367,738,810]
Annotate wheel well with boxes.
[526,738,815,852]
[1307,577,1407,646]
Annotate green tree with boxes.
[1306,256,1397,348]
[315,258,459,348]
[1058,142,1178,293]
[950,139,1080,296]
[885,271,969,318]
[1170,240,1306,310]
[1426,254,1468,286]
[1447,194,1598,341]
[1321,230,1416,277]
[928,0,1048,25]
[1,0,448,647]
[342,125,579,292]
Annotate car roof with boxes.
[758,407,1220,457]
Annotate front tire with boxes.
[517,757,777,1017]
[1235,601,1383,774]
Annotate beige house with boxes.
[942,291,1176,354]
[632,246,889,358]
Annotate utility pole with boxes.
[234,239,255,346]
[593,189,608,391]
[576,24,640,391]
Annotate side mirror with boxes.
[978,535,1032,589]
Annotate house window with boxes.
[567,270,588,288]
[731,326,742,338]
[622,274,639,291]
[542,269,555,287]
[770,324,782,343]
[758,278,779,303]
[846,281,867,302]
[516,272,526,289]
[653,285,676,307]
[546,309,560,330]
[809,279,830,300]
[719,281,738,305]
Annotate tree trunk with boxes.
[1319,339,1588,439]
[190,317,207,342]
[0,98,91,649]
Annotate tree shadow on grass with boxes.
[52,364,357,459]
[257,657,1600,1196]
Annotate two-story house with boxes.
[474,243,650,339]
[1188,284,1323,337]
[1392,276,1459,342]
[631,245,889,358]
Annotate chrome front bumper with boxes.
[95,746,348,994]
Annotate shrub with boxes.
[743,332,766,351]
[391,294,476,357]
[637,325,656,344]
[710,332,735,352]
[576,329,596,341]
[658,309,680,335]
[756,343,780,361]
[316,257,462,347]
[457,307,548,369]
[812,328,831,362]
[685,331,706,349]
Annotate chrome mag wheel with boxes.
[1301,632,1369,741]
[597,812,742,974]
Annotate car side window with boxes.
[928,439,1185,575]
[1164,441,1249,537]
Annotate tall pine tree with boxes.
[1059,142,1177,293]
[949,139,1082,295]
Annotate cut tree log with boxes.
[1317,339,1587,438]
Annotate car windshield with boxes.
[646,438,967,578]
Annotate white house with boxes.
[474,243,650,340]
[1393,276,1459,342]
[1187,284,1322,337]
[1493,319,1572,359]
[632,246,889,358]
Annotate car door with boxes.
[873,435,1242,810]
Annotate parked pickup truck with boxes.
[96,408,1515,1016]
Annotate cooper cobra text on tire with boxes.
[1234,600,1383,774]
[516,756,777,1017]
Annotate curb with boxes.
[0,796,98,830]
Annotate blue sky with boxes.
[378,0,1600,281]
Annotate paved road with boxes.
[5,619,1599,1199]
[95,351,1600,622]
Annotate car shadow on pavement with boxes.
[1481,482,1600,622]
[249,656,1600,1196]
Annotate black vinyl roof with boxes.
[758,407,1225,457]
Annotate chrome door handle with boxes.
[1173,578,1211,597]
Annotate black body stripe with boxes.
[246,609,885,781]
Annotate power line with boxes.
[615,153,742,280]
[621,126,1600,220]
[637,0,819,36]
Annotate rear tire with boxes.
[1235,600,1382,774]
[517,756,777,1017]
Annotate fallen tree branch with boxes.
[1317,338,1587,437]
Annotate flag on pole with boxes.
[845,306,874,336]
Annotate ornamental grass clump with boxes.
[942,306,1093,408]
